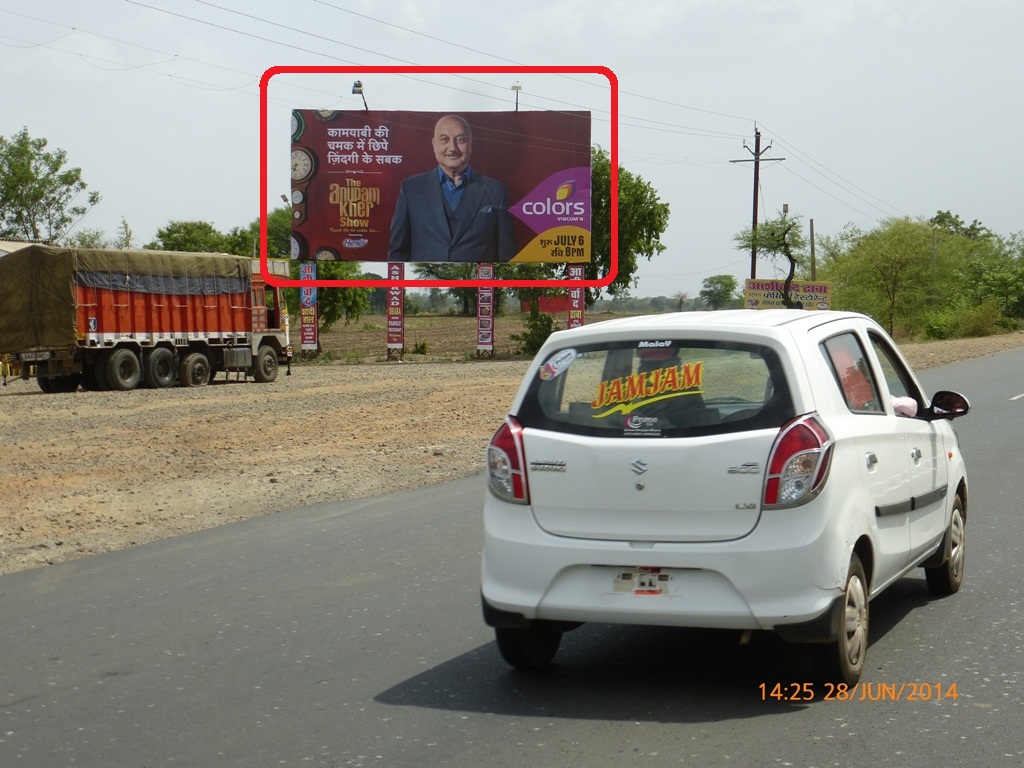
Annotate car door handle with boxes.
[910,447,922,462]
[865,452,878,468]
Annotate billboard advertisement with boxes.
[743,279,833,310]
[290,109,591,265]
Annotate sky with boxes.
[2,0,1021,298]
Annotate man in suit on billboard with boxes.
[388,114,517,263]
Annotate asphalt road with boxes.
[2,349,1022,767]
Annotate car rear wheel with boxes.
[925,495,965,595]
[495,621,563,671]
[815,554,868,686]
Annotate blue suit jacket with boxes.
[387,169,517,263]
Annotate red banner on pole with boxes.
[299,262,318,351]
[567,264,585,329]
[386,263,405,358]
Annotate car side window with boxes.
[821,333,884,414]
[868,333,923,416]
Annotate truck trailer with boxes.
[0,245,292,392]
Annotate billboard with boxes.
[290,109,591,265]
[743,279,833,310]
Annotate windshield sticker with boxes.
[624,414,662,437]
[591,361,704,417]
[539,349,577,381]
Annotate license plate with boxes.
[614,567,670,596]
[20,351,51,362]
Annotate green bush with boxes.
[925,299,1003,339]
[923,309,956,340]
[510,307,555,355]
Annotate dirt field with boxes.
[2,315,1022,575]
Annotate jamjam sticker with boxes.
[539,348,577,381]
[592,361,704,417]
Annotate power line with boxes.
[1,3,910,239]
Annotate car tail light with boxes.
[487,416,529,504]
[763,413,834,508]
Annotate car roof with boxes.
[542,309,873,347]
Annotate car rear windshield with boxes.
[516,339,795,438]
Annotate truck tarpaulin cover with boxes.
[0,245,251,353]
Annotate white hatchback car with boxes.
[482,310,969,684]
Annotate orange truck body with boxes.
[0,245,292,391]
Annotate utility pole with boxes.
[809,218,816,280]
[731,128,784,278]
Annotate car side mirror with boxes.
[922,390,970,421]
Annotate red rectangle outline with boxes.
[260,65,618,290]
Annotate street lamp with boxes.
[511,81,522,111]
[352,80,368,111]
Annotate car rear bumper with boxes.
[481,494,849,634]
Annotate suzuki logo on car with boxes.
[728,462,761,474]
[631,459,648,475]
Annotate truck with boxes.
[0,245,292,392]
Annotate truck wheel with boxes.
[106,348,142,391]
[50,374,82,393]
[252,346,279,383]
[178,352,210,387]
[88,351,112,391]
[144,348,177,388]
[37,375,54,394]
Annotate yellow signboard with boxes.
[744,279,832,310]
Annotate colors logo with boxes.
[520,180,586,217]
[509,166,592,234]
[556,180,577,201]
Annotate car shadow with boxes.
[377,625,831,724]
[866,571,950,642]
[376,576,947,724]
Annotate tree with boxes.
[817,218,934,336]
[930,210,992,240]
[64,228,107,249]
[64,217,136,250]
[584,145,670,304]
[412,263,483,315]
[734,212,808,308]
[699,275,739,310]
[225,207,370,330]
[0,127,101,242]
[412,262,509,316]
[146,220,229,252]
[363,273,389,315]
[304,260,370,329]
[112,218,136,249]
